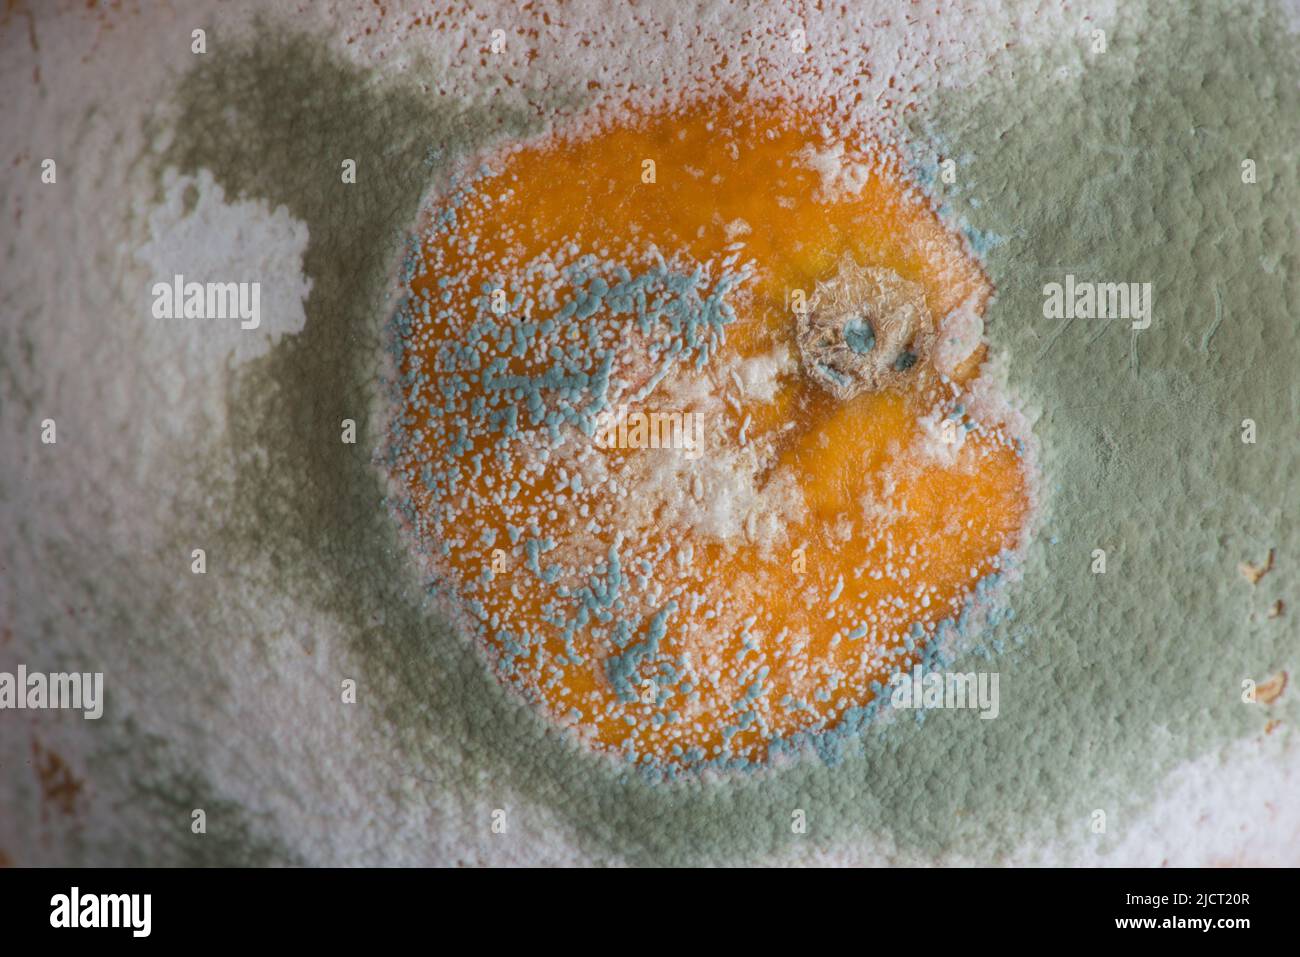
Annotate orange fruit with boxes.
[388,94,1032,769]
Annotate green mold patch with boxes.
[888,0,1300,858]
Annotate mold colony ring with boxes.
[384,95,1035,772]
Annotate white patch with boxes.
[135,168,312,365]
[734,346,794,403]
[797,138,871,200]
[933,294,986,379]
[615,369,804,552]
[724,218,752,240]
[915,406,968,466]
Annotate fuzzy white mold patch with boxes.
[797,138,872,202]
[732,346,795,404]
[609,366,805,553]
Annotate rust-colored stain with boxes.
[31,738,84,818]
[1239,548,1275,585]
[1255,670,1288,706]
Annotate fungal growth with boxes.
[385,96,1036,772]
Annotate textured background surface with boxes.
[1,0,1296,865]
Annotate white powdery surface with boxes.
[134,168,312,367]
[328,0,1119,155]
[1093,733,1300,867]
[774,733,1300,867]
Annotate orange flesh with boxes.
[391,96,1031,768]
